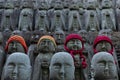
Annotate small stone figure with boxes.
[0,0,4,28]
[32,35,56,80]
[50,0,66,32]
[53,30,65,52]
[35,0,49,31]
[18,0,34,31]
[1,1,15,31]
[101,0,116,30]
[3,52,31,80]
[49,52,75,80]
[64,33,88,80]
[68,1,82,33]
[5,35,28,54]
[91,52,119,80]
[85,0,100,32]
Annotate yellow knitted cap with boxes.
[37,35,57,47]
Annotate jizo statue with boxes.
[85,0,99,32]
[51,0,66,32]
[68,1,82,32]
[32,35,56,80]
[1,1,15,31]
[49,52,75,80]
[35,0,49,31]
[64,34,88,80]
[3,52,31,80]
[18,0,34,31]
[91,52,119,80]
[101,0,116,30]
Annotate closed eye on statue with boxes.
[53,63,61,69]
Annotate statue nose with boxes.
[60,66,65,75]
[13,66,18,74]
[105,63,109,71]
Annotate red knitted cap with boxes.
[93,35,113,54]
[5,35,28,53]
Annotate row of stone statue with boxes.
[0,0,120,32]
[0,30,119,80]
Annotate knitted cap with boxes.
[93,35,113,54]
[37,35,57,47]
[5,35,28,53]
[64,34,87,68]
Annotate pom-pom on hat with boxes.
[5,35,28,53]
[93,35,113,54]
[37,35,57,47]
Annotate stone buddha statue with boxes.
[18,0,34,31]
[64,34,88,80]
[85,0,99,32]
[53,30,65,52]
[68,1,82,33]
[51,0,66,32]
[5,35,28,55]
[101,0,116,31]
[35,0,49,32]
[3,52,31,80]
[32,35,56,80]
[49,52,75,80]
[91,52,119,80]
[1,1,15,31]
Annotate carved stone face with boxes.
[4,52,31,80]
[38,39,55,52]
[54,30,65,44]
[95,41,112,52]
[91,52,118,80]
[102,0,112,8]
[66,39,82,50]
[49,52,75,80]
[7,41,25,54]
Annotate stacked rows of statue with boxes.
[0,0,120,32]
[0,28,120,80]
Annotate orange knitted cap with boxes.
[5,35,28,53]
[37,35,57,47]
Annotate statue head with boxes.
[4,1,14,9]
[98,29,112,39]
[4,52,31,80]
[5,35,28,54]
[101,0,113,8]
[37,0,49,10]
[91,52,118,80]
[54,30,65,45]
[49,52,75,80]
[53,0,63,9]
[37,35,56,53]
[93,35,113,54]
[86,0,97,9]
[78,30,87,42]
[64,34,84,52]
